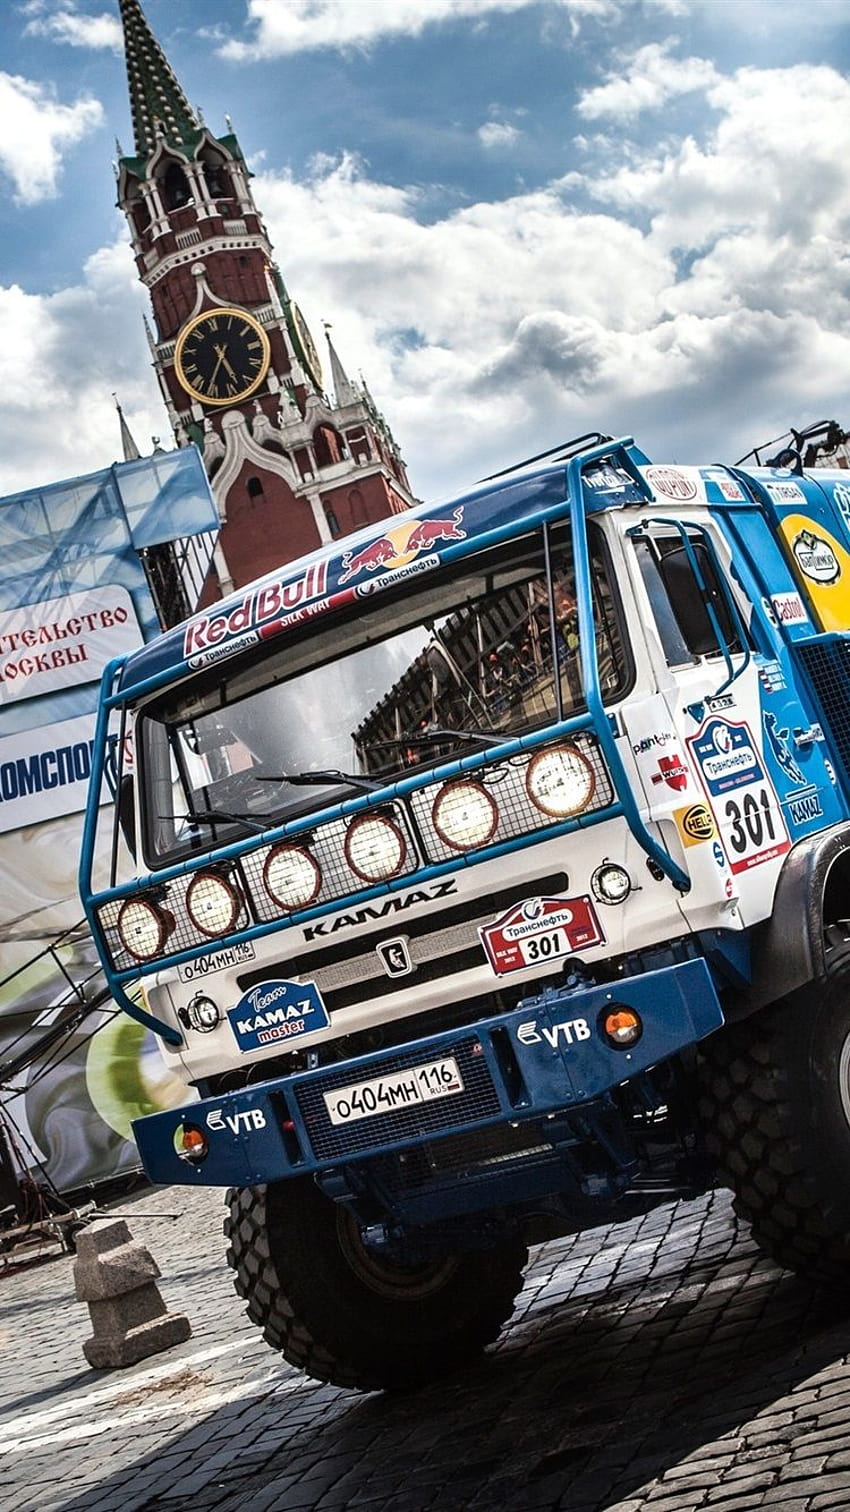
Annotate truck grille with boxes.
[236,870,569,1011]
[295,1036,501,1159]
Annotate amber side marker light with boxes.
[603,1006,643,1049]
[174,1122,208,1163]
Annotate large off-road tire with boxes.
[224,1177,528,1391]
[698,955,850,1283]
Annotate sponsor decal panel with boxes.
[650,753,689,791]
[766,480,805,504]
[792,530,840,584]
[339,508,466,585]
[516,1017,591,1049]
[184,562,328,664]
[479,895,604,976]
[769,591,808,627]
[644,466,701,501]
[688,719,789,874]
[701,469,746,502]
[674,802,717,847]
[227,978,329,1053]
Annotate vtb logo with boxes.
[376,937,413,978]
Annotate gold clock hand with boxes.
[213,343,238,382]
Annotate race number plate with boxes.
[324,1057,464,1126]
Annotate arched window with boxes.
[162,162,192,209]
[202,158,232,200]
[247,476,264,500]
[325,506,341,537]
[313,425,343,470]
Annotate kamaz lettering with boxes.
[302,880,458,940]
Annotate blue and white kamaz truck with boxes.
[80,432,850,1390]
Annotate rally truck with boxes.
[79,431,850,1390]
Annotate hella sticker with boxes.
[227,979,329,1053]
[674,803,717,846]
[479,895,604,977]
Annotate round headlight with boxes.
[185,871,240,937]
[432,780,498,851]
[591,862,632,905]
[185,995,221,1033]
[263,845,322,910]
[526,745,596,819]
[345,814,407,882]
[117,898,172,961]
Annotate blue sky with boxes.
[1,0,849,501]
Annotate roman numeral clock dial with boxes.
[174,307,271,406]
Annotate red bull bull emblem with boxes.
[339,508,466,585]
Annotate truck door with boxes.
[624,516,791,933]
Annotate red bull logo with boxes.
[339,508,466,585]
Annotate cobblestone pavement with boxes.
[1,1184,850,1512]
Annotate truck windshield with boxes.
[137,521,628,865]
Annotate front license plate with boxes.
[324,1057,464,1126]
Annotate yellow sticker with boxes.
[674,802,717,846]
[777,514,850,632]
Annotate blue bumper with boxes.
[133,957,724,1187]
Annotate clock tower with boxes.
[116,0,417,602]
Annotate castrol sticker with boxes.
[769,592,808,628]
[479,895,604,976]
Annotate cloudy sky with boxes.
[1,0,849,504]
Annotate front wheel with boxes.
[698,960,850,1283]
[224,1178,528,1391]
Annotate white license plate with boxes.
[324,1057,464,1126]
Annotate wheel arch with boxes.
[731,821,850,1017]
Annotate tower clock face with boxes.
[174,307,271,406]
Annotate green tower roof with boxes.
[119,0,199,157]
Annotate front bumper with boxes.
[133,957,723,1187]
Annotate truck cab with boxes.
[80,434,850,1390]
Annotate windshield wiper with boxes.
[374,725,494,752]
[181,807,267,835]
[255,769,384,794]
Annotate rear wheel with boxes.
[224,1177,528,1391]
[698,956,850,1282]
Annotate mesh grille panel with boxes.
[295,1037,501,1159]
[410,734,613,862]
[240,805,421,924]
[795,638,850,791]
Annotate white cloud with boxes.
[220,0,616,59]
[4,58,849,506]
[24,8,123,51]
[478,120,521,149]
[577,41,720,121]
[0,72,103,203]
[0,233,164,496]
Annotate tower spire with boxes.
[324,324,357,408]
[118,0,199,156]
[114,394,142,462]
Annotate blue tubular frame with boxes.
[80,438,693,1048]
[566,447,690,892]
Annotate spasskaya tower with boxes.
[116,0,417,602]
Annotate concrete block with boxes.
[73,1218,191,1370]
